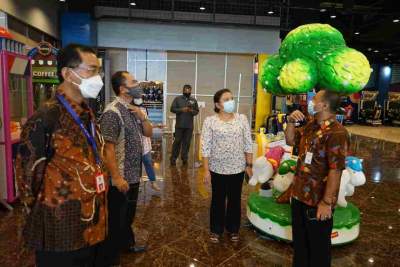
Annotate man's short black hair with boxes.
[183,84,192,90]
[321,90,341,113]
[57,44,97,82]
[111,71,129,95]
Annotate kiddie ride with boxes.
[250,23,372,246]
[247,146,366,245]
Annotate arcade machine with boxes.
[340,96,355,124]
[359,91,382,125]
[28,42,59,110]
[384,92,400,126]
[0,27,33,210]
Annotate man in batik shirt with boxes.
[17,44,107,267]
[285,90,349,267]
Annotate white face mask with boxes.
[71,70,104,99]
[133,98,143,106]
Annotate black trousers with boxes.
[103,183,140,265]
[171,127,193,162]
[210,171,244,235]
[35,243,105,267]
[291,198,333,267]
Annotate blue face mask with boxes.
[308,100,316,116]
[223,100,235,113]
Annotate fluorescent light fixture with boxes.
[268,10,274,14]
[393,19,400,23]
[200,6,206,10]
[320,8,327,12]
[130,2,136,6]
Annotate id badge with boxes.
[305,152,313,164]
[95,173,106,194]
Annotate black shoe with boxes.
[127,245,147,253]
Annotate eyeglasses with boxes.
[74,65,104,78]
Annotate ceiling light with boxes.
[374,50,379,53]
[388,53,392,56]
[354,31,360,35]
[393,19,400,23]
[385,57,388,60]
[368,48,372,51]
[59,0,66,2]
[330,14,336,19]
[200,6,206,11]
[130,2,136,6]
[268,10,274,14]
[320,8,327,12]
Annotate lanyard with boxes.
[56,94,101,165]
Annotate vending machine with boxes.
[0,27,33,209]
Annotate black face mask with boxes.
[127,85,142,98]
[183,92,191,98]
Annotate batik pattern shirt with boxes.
[16,93,107,252]
[291,117,349,207]
[100,98,143,184]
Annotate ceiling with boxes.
[62,0,400,63]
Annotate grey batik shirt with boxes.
[100,98,143,184]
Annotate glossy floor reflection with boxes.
[1,133,400,267]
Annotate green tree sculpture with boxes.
[260,24,371,95]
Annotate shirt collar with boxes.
[57,90,90,116]
[313,116,336,130]
[116,96,131,108]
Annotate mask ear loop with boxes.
[69,69,82,87]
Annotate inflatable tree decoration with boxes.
[259,23,372,95]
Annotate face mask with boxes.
[223,100,235,113]
[183,92,191,98]
[71,70,103,99]
[133,98,143,106]
[127,85,142,98]
[308,100,322,116]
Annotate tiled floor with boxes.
[1,133,400,267]
[346,125,400,143]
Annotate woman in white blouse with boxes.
[201,88,253,243]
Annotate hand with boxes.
[204,170,211,185]
[113,177,129,193]
[182,107,190,112]
[317,201,332,221]
[288,110,306,123]
[245,166,253,178]
[128,105,146,122]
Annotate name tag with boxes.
[95,173,106,194]
[305,152,313,164]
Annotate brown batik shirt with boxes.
[16,91,108,252]
[291,117,349,207]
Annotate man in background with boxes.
[170,84,199,166]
